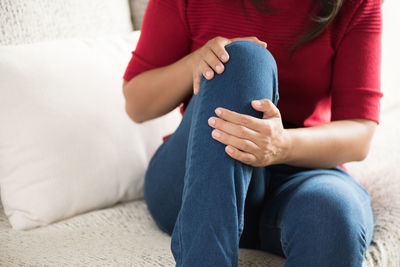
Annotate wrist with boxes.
[180,52,196,94]
[183,51,196,74]
[280,128,295,165]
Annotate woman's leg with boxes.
[144,87,272,246]
[170,40,279,267]
[143,88,196,235]
[258,165,374,267]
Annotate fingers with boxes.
[245,36,267,48]
[193,71,201,95]
[210,128,259,155]
[192,57,216,95]
[202,37,232,78]
[192,36,267,95]
[251,99,280,119]
[200,58,215,80]
[192,36,231,95]
[210,37,231,63]
[214,107,264,132]
[231,36,267,48]
[225,145,258,166]
[205,50,225,75]
[208,115,264,147]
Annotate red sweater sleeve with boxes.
[123,0,192,82]
[331,0,383,124]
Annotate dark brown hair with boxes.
[235,0,344,52]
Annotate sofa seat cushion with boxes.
[2,102,400,266]
[0,200,285,266]
[1,99,399,267]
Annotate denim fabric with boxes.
[143,40,374,267]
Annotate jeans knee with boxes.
[306,190,368,249]
[281,178,371,264]
[199,40,279,113]
[225,40,277,72]
[224,40,278,92]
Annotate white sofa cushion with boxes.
[0,31,181,230]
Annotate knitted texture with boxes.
[0,0,399,266]
[0,200,285,266]
[1,106,399,266]
[0,0,133,45]
[346,107,400,267]
[124,0,383,139]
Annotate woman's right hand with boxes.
[189,36,267,95]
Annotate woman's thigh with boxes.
[143,94,197,235]
[144,41,278,239]
[258,165,374,266]
[144,94,270,241]
[143,92,270,239]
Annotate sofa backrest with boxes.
[0,0,133,45]
[130,0,149,30]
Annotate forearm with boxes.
[123,53,193,123]
[284,119,377,169]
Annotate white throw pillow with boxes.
[0,31,181,230]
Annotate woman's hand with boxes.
[189,36,267,95]
[207,99,292,167]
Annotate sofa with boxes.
[0,0,399,266]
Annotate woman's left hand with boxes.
[207,99,292,167]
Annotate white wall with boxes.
[381,0,400,111]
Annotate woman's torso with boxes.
[183,0,342,128]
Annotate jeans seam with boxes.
[177,93,201,266]
[277,226,288,257]
[178,214,183,266]
[273,69,279,105]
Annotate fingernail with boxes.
[208,117,215,126]
[215,108,222,116]
[253,100,261,106]
[206,71,212,78]
[221,55,227,61]
[216,65,222,72]
[212,130,220,138]
[227,146,233,153]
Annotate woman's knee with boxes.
[224,40,277,73]
[198,40,279,111]
[281,176,373,264]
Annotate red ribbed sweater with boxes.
[123,0,383,146]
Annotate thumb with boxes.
[251,99,280,119]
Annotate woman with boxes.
[122,0,382,266]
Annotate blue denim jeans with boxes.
[143,40,374,267]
